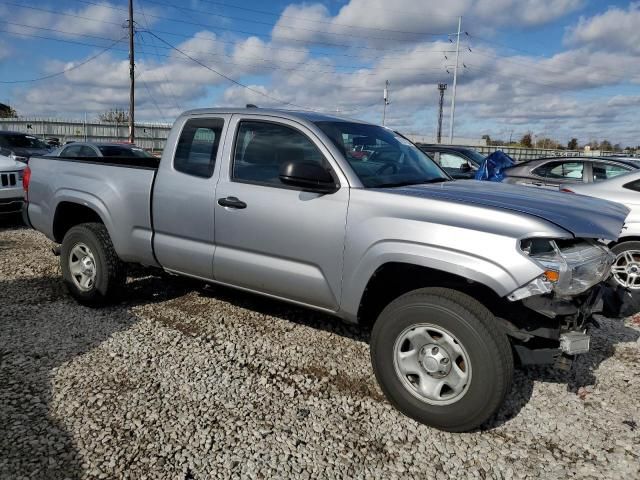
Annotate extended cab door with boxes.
[152,115,229,279]
[213,115,349,311]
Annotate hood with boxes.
[10,146,50,158]
[379,180,629,240]
[0,153,26,171]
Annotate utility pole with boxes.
[448,16,461,144]
[128,0,135,144]
[436,83,447,144]
[382,80,389,126]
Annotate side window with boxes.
[624,179,640,192]
[534,161,583,180]
[79,146,97,157]
[174,118,224,178]
[592,163,630,182]
[61,145,82,158]
[232,121,328,187]
[439,152,468,169]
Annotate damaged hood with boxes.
[381,180,629,240]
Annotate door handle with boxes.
[218,196,247,209]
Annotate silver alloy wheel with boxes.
[68,242,97,292]
[393,323,472,405]
[611,249,640,289]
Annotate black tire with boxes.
[609,241,640,290]
[60,222,126,306]
[370,287,513,432]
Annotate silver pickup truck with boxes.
[23,108,629,432]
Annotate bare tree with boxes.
[98,109,130,123]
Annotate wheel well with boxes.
[609,236,640,248]
[357,262,503,327]
[53,202,103,242]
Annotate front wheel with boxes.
[609,241,640,290]
[370,287,513,432]
[60,222,126,306]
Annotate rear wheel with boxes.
[370,287,513,432]
[60,222,125,306]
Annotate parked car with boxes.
[0,131,51,163]
[49,142,155,159]
[562,171,640,290]
[501,156,640,188]
[0,152,26,215]
[418,144,485,179]
[23,108,628,432]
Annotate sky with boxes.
[0,0,638,146]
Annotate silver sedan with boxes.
[564,170,640,289]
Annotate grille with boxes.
[1,172,17,188]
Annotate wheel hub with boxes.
[612,249,640,289]
[419,344,451,377]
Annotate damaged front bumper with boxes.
[497,283,610,368]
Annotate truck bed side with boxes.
[27,156,160,266]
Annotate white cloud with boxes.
[565,2,640,54]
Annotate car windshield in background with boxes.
[0,134,49,149]
[314,121,449,188]
[97,145,154,158]
[465,149,487,165]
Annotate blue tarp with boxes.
[474,150,515,182]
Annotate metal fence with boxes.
[0,117,172,151]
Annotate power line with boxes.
[140,0,448,42]
[144,30,315,111]
[0,35,127,83]
[191,0,454,36]
[69,0,453,54]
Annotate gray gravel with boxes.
[1,220,639,479]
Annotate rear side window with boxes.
[174,118,224,178]
[534,161,584,180]
[79,146,97,157]
[232,121,327,187]
[592,163,630,182]
[61,145,83,157]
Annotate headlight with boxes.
[517,238,614,298]
[9,152,28,164]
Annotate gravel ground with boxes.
[1,219,639,480]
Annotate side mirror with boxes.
[279,161,338,193]
[460,162,472,172]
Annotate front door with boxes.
[213,116,349,311]
[152,115,228,279]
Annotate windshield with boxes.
[98,145,154,158]
[314,121,450,188]
[0,134,49,150]
[465,149,487,165]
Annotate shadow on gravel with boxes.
[198,283,371,343]
[0,271,191,479]
[483,316,640,430]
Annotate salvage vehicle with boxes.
[0,152,26,215]
[22,108,629,432]
[0,131,51,163]
[418,144,485,179]
[500,156,640,188]
[48,142,156,159]
[562,171,640,290]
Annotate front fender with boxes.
[339,239,542,322]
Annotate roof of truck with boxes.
[181,108,370,125]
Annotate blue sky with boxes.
[0,0,638,145]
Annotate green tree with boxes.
[0,103,17,118]
[599,140,613,151]
[520,133,532,148]
[567,138,578,150]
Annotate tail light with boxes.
[560,188,574,193]
[22,166,31,199]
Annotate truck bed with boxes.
[26,156,160,266]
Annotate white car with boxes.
[563,171,640,289]
[0,153,26,216]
